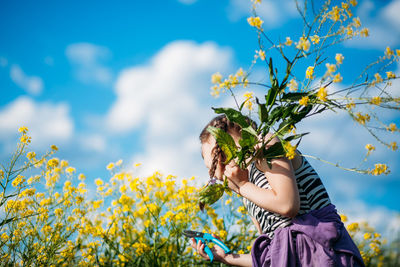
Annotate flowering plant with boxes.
[208,0,398,174]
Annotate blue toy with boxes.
[183,230,231,262]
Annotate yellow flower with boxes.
[329,6,341,21]
[20,134,31,144]
[211,72,223,84]
[296,37,311,52]
[386,71,396,79]
[236,68,245,77]
[60,160,69,168]
[26,151,36,160]
[374,73,383,84]
[237,206,247,214]
[106,162,114,170]
[12,175,25,187]
[360,28,369,37]
[340,214,348,222]
[350,0,358,6]
[365,144,375,152]
[1,232,9,241]
[92,200,103,209]
[364,233,372,240]
[95,178,104,186]
[243,91,254,110]
[18,126,28,134]
[353,17,361,28]
[54,208,63,217]
[371,96,382,106]
[134,162,142,167]
[299,96,309,106]
[306,66,314,79]
[333,73,343,83]
[283,141,297,160]
[347,222,359,232]
[288,79,298,91]
[370,96,381,105]
[120,184,127,193]
[47,158,59,168]
[211,85,221,97]
[346,26,354,37]
[370,163,389,175]
[355,112,370,125]
[390,142,398,151]
[65,167,76,174]
[317,87,328,101]
[325,63,337,75]
[335,53,344,65]
[257,50,266,60]
[247,16,264,29]
[385,47,394,58]
[311,35,320,44]
[387,123,397,132]
[51,145,58,151]
[78,173,86,180]
[285,37,293,46]
[346,102,356,110]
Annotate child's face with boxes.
[201,137,225,181]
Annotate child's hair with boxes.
[199,114,257,179]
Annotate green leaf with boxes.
[281,92,309,101]
[212,107,258,137]
[207,126,237,164]
[262,142,285,158]
[256,97,268,123]
[284,132,309,142]
[278,120,294,136]
[239,130,257,150]
[268,106,285,126]
[290,105,313,123]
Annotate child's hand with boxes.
[224,161,249,192]
[190,234,227,263]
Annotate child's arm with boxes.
[225,138,300,218]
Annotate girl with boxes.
[191,114,364,267]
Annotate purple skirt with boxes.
[251,204,365,267]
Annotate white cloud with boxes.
[78,133,107,153]
[381,0,400,29]
[0,96,74,148]
[106,40,234,179]
[337,200,400,242]
[66,43,113,85]
[347,0,400,49]
[227,0,298,27]
[106,40,232,134]
[10,64,44,95]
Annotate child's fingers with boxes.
[196,240,209,259]
[190,238,197,249]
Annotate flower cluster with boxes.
[0,129,258,266]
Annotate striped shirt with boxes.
[244,154,331,238]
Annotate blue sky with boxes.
[1,0,399,236]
